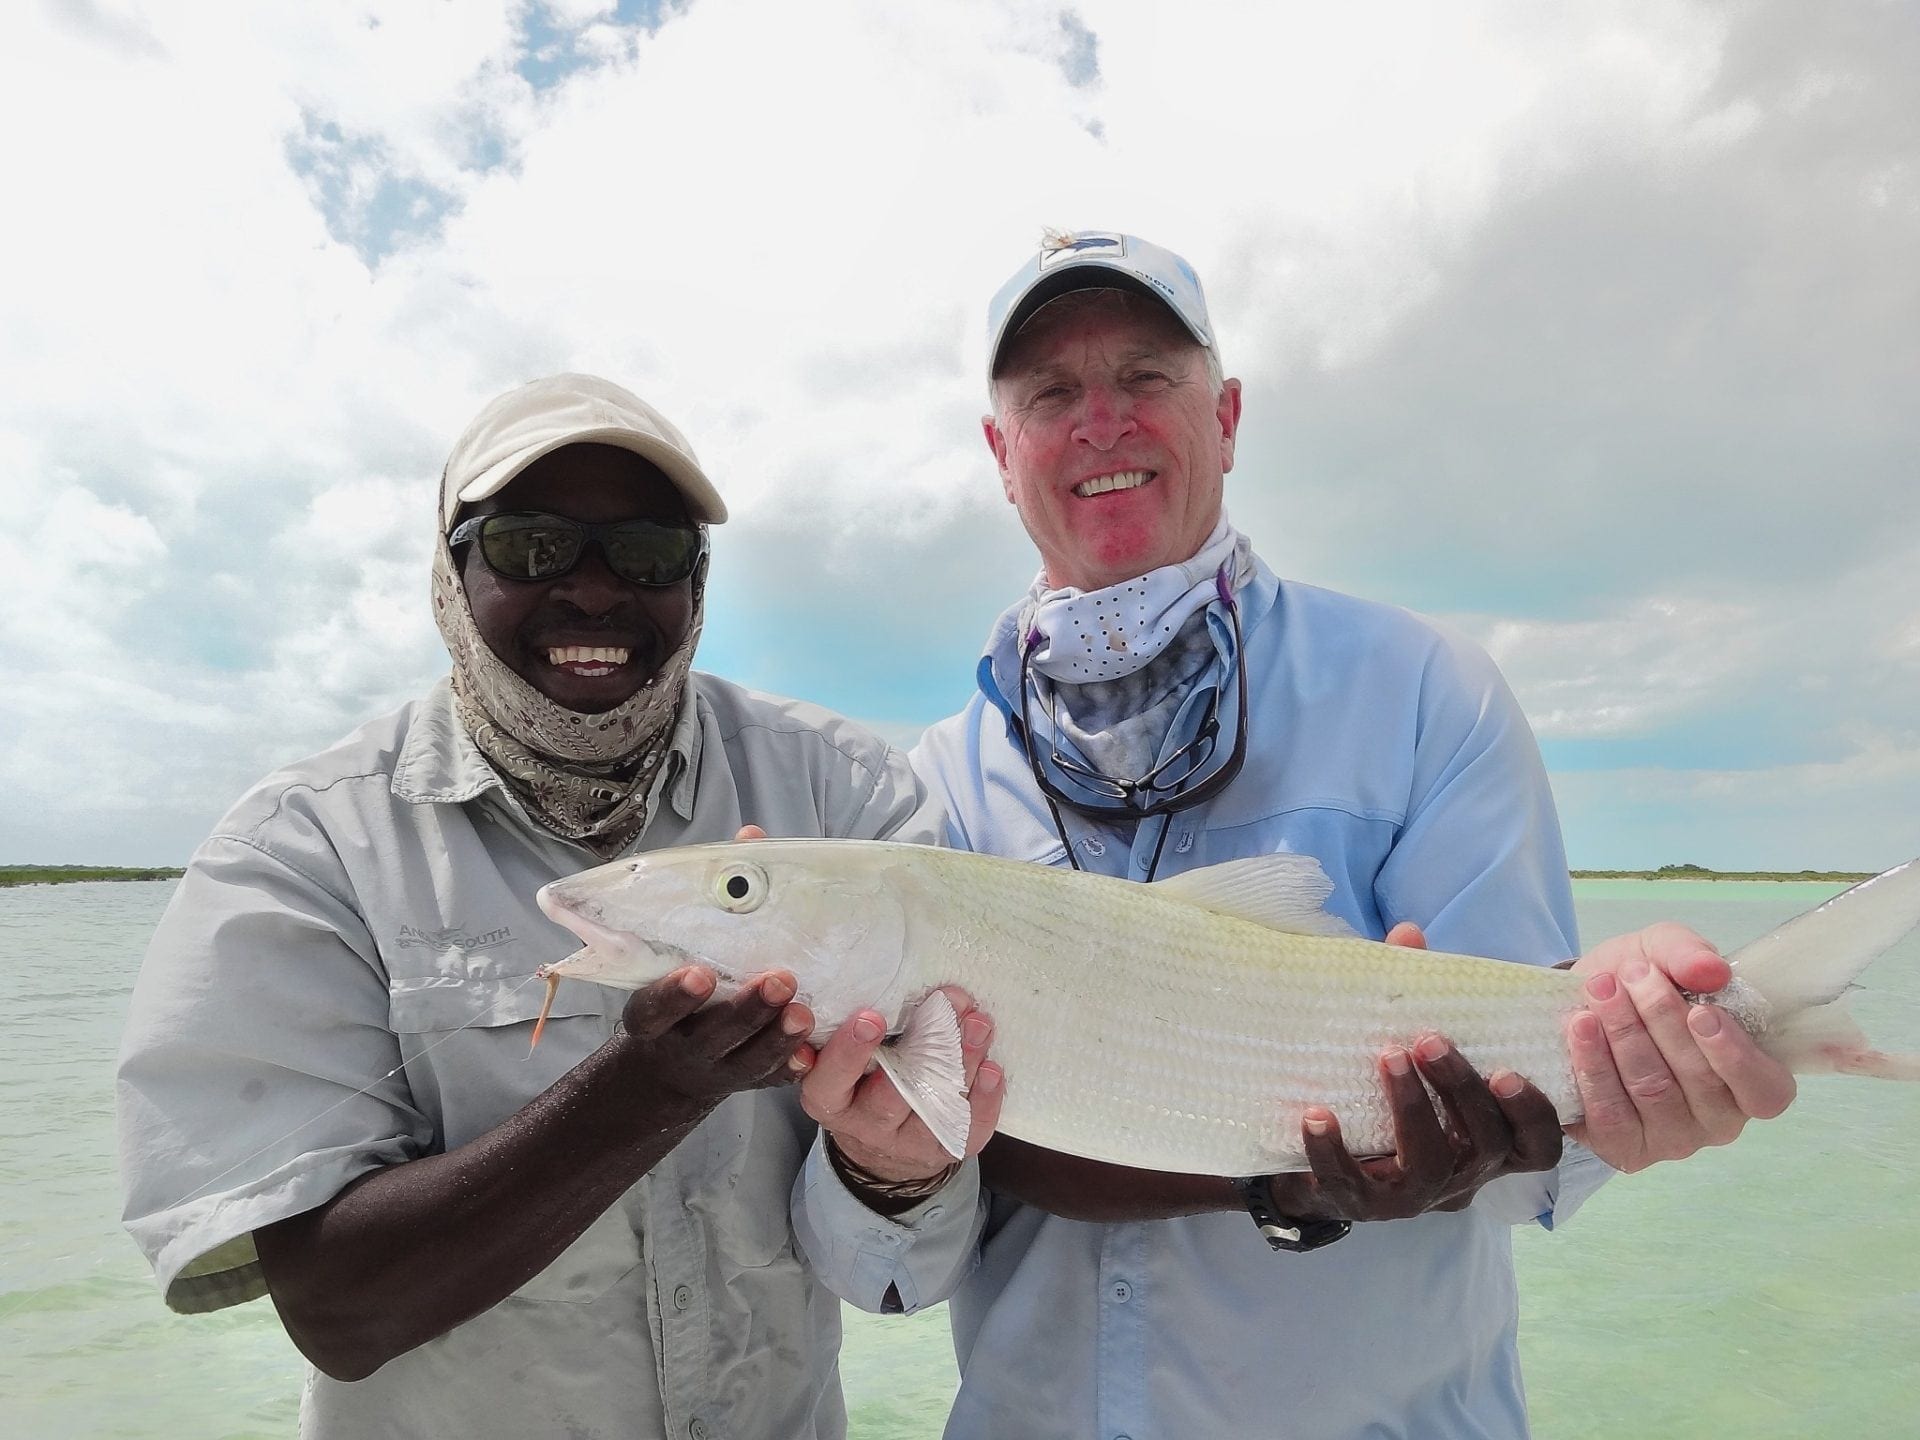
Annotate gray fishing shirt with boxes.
[116,673,971,1440]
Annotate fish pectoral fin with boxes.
[872,990,972,1161]
[1154,853,1358,937]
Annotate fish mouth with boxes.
[535,934,699,982]
[1073,468,1154,498]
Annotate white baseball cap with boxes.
[439,373,727,531]
[985,230,1215,380]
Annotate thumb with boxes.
[622,967,715,1040]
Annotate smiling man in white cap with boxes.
[116,374,1000,1440]
[794,234,1801,1439]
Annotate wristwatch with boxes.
[1230,1176,1352,1253]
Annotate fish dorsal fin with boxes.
[1154,853,1358,937]
[872,990,972,1161]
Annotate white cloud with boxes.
[0,0,1913,867]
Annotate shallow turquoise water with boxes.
[2,879,1915,1437]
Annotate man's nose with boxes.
[547,542,627,615]
[1070,384,1136,451]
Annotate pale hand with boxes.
[1564,923,1796,1172]
[729,825,1005,1184]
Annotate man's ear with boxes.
[982,415,1016,504]
[1216,378,1244,475]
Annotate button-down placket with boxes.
[1095,1223,1149,1440]
[644,1153,713,1440]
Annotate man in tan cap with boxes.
[116,374,1002,1439]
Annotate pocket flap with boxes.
[387,969,612,1034]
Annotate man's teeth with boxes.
[1074,470,1152,498]
[547,645,631,670]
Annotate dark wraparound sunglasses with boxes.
[1015,568,1248,878]
[448,511,705,586]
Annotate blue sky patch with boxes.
[285,113,460,267]
[518,0,676,91]
[1058,10,1099,88]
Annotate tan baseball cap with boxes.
[439,373,727,531]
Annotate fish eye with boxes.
[714,862,768,914]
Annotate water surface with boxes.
[2,879,1914,1436]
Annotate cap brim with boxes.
[449,427,728,528]
[993,265,1205,377]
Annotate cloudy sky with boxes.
[2,0,1914,871]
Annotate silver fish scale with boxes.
[901,853,1586,1175]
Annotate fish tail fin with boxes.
[1729,857,1920,1081]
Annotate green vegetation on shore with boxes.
[1,865,187,887]
[1570,863,1871,883]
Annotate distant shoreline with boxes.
[1,866,187,887]
[1570,868,1870,883]
[2,863,1871,889]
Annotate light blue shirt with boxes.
[802,552,1613,1440]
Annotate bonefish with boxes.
[532,843,1920,1172]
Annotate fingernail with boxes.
[1384,1047,1411,1076]
[1585,973,1617,1003]
[851,1016,883,1044]
[976,1064,1003,1094]
[1688,1004,1723,1038]
[681,969,712,996]
[1619,957,1650,984]
[781,1009,809,1036]
[1304,1114,1330,1137]
[761,976,794,1006]
[1571,1012,1604,1045]
[1414,1034,1448,1064]
[963,1016,990,1049]
[788,1052,813,1074]
[1490,1070,1523,1099]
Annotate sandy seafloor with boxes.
[2,878,1915,1438]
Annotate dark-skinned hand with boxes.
[617,964,816,1116]
[1266,921,1564,1223]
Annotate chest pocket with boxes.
[510,1197,645,1305]
[683,1092,805,1269]
[386,963,644,1304]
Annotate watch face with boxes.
[1233,1177,1351,1252]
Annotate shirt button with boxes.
[925,1205,944,1220]
[1110,1280,1132,1303]
[689,1421,710,1440]
[673,1284,693,1310]
[1084,837,1106,857]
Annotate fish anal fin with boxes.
[1154,853,1357,937]
[1764,1002,1920,1081]
[872,990,971,1160]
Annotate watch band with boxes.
[1230,1176,1352,1253]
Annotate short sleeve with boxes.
[117,835,433,1312]
[835,741,947,848]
